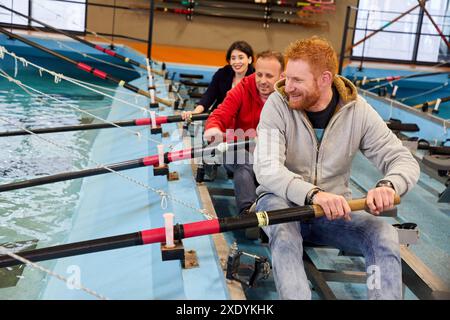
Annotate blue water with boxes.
[343,67,450,119]
[0,72,116,298]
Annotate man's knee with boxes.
[364,219,400,253]
[255,193,292,212]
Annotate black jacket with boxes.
[199,64,255,112]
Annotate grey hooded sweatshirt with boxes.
[253,75,420,206]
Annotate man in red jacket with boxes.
[204,50,284,215]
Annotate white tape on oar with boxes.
[163,213,175,248]
[392,85,399,98]
[434,98,442,112]
[150,111,157,129]
[157,144,165,167]
[150,89,156,104]
[0,116,214,220]
[145,59,157,104]
[362,76,367,86]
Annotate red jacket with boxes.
[205,73,263,138]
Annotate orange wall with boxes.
[88,37,226,67]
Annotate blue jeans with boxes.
[256,193,402,300]
[224,161,257,214]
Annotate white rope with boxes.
[399,82,448,103]
[0,68,166,146]
[62,76,166,97]
[0,116,213,220]
[0,246,108,300]
[29,1,161,67]
[366,60,450,92]
[28,23,143,74]
[0,45,160,114]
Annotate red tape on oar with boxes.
[0,26,158,101]
[0,4,163,72]
[0,114,209,137]
[0,140,253,192]
[0,196,400,268]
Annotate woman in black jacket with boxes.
[182,41,254,119]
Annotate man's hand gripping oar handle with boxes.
[312,194,401,217]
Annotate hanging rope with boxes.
[0,68,164,146]
[0,46,164,114]
[0,247,108,300]
[0,116,213,221]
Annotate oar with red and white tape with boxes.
[0,4,165,77]
[0,26,172,106]
[0,195,401,268]
[0,113,209,137]
[356,71,449,87]
[0,139,252,192]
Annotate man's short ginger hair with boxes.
[284,36,338,78]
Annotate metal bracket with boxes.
[225,241,270,288]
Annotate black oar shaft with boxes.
[0,196,399,268]
[0,140,253,192]
[166,113,209,123]
[0,232,142,268]
[0,114,209,137]
[0,27,152,100]
[0,159,144,192]
[0,4,147,70]
[0,120,136,136]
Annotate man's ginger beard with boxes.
[287,80,321,111]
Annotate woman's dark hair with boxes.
[226,41,254,64]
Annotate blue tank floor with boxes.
[41,72,229,299]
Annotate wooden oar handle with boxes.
[156,96,174,107]
[313,194,401,217]
[137,89,174,107]
[152,69,166,77]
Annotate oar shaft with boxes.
[0,159,145,192]
[0,27,150,99]
[0,196,400,268]
[0,4,148,70]
[0,120,136,136]
[0,114,209,137]
[0,232,143,268]
[0,26,78,65]
[0,140,253,192]
[414,96,450,108]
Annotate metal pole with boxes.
[28,0,32,27]
[358,10,370,71]
[110,0,116,49]
[412,4,425,64]
[147,0,155,59]
[338,6,351,74]
[419,0,450,50]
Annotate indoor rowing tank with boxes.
[0,33,449,300]
[0,33,229,299]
